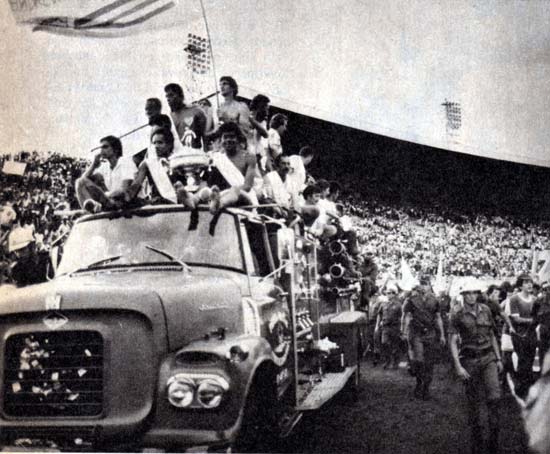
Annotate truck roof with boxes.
[75,204,281,225]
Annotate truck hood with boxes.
[0,268,244,351]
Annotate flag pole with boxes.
[198,0,219,110]
[89,122,149,152]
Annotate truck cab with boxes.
[0,205,365,452]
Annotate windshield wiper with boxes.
[67,255,123,275]
[144,245,191,272]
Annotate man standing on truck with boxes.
[165,83,207,150]
[401,276,446,399]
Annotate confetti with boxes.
[51,372,59,381]
[12,382,21,393]
[77,369,87,377]
[84,349,92,357]
[68,393,79,401]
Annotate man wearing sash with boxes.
[207,122,259,213]
[126,128,177,204]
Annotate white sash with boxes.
[211,152,259,205]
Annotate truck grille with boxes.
[4,331,103,417]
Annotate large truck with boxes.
[0,205,366,452]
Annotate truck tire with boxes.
[232,377,276,453]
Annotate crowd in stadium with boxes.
[346,196,547,280]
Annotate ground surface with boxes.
[277,358,531,454]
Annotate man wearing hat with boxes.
[8,227,49,287]
[375,282,402,369]
[449,277,503,454]
[401,276,446,399]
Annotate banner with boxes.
[2,161,26,176]
[8,0,202,38]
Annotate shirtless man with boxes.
[164,83,207,149]
[216,76,252,138]
[207,122,258,213]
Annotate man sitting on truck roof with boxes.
[167,122,261,213]
[126,127,178,204]
[76,136,137,213]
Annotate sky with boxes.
[1,0,550,166]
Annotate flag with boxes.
[536,250,550,284]
[9,0,202,38]
[2,161,26,176]
[398,258,418,292]
[433,252,446,295]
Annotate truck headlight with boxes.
[197,379,226,408]
[166,376,194,408]
[166,374,229,409]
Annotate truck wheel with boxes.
[232,380,275,453]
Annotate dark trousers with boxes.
[511,333,537,396]
[381,327,400,366]
[539,326,550,370]
[462,354,501,454]
[408,331,437,393]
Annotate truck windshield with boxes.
[57,210,244,275]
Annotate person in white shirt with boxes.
[267,114,288,172]
[76,136,137,212]
[287,146,314,197]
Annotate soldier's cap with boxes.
[459,278,483,294]
[8,227,35,253]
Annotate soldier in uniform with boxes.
[401,276,446,399]
[375,282,402,369]
[449,278,503,454]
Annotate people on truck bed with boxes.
[165,83,207,150]
[76,136,137,213]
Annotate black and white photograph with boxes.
[1,1,550,452]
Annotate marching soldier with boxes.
[449,278,503,454]
[375,282,402,369]
[401,276,446,399]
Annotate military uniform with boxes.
[377,296,402,368]
[450,302,501,454]
[402,289,442,398]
